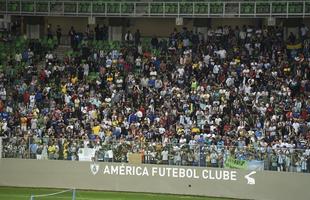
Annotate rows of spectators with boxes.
[0,24,309,172]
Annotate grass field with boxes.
[0,187,233,200]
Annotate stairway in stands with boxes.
[53,45,72,60]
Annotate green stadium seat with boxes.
[210,3,223,14]
[272,3,286,13]
[121,3,134,14]
[201,4,208,14]
[241,3,254,14]
[50,3,62,13]
[93,3,105,13]
[36,2,48,12]
[288,2,303,14]
[64,3,76,13]
[256,3,270,14]
[79,3,91,13]
[21,3,32,12]
[165,3,177,14]
[107,3,120,14]
[180,3,192,14]
[8,2,19,12]
[306,2,310,14]
[151,4,163,14]
[0,1,5,12]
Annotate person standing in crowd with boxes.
[47,24,53,40]
[95,24,100,41]
[68,26,76,49]
[56,25,62,45]
[125,30,133,44]
[134,29,141,46]
[300,24,309,42]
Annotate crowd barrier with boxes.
[1,137,309,173]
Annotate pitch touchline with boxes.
[0,194,104,200]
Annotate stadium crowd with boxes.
[0,24,309,173]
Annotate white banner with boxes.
[78,148,96,161]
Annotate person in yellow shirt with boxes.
[192,63,199,69]
[20,116,28,132]
[92,124,100,135]
[91,109,98,120]
[71,75,78,85]
[112,120,118,127]
[191,127,200,134]
[105,129,112,137]
[61,83,67,94]
[63,140,69,160]
[177,127,184,135]
[191,79,198,91]
[48,143,56,159]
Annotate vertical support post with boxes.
[0,137,3,159]
[48,1,50,14]
[286,1,289,18]
[163,2,165,17]
[105,2,107,16]
[91,2,93,17]
[254,2,256,17]
[30,195,34,200]
[62,2,64,15]
[34,0,36,15]
[207,2,210,17]
[270,2,272,17]
[303,1,305,18]
[193,2,195,16]
[133,2,136,17]
[28,136,31,159]
[72,189,76,200]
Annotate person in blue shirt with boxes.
[128,113,138,124]
[197,134,205,144]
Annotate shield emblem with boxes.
[90,163,99,175]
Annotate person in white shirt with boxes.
[239,30,246,41]
[31,117,38,130]
[161,149,169,165]
[15,52,22,63]
[215,48,227,59]
[124,30,133,43]
[300,24,309,41]
[213,63,221,79]
[83,63,89,77]
[107,149,113,162]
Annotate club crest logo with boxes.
[244,171,256,185]
[90,163,100,175]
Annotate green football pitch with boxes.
[0,187,233,200]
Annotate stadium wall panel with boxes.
[0,159,309,200]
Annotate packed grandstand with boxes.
[0,20,309,173]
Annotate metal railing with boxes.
[1,136,310,173]
[0,0,309,18]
